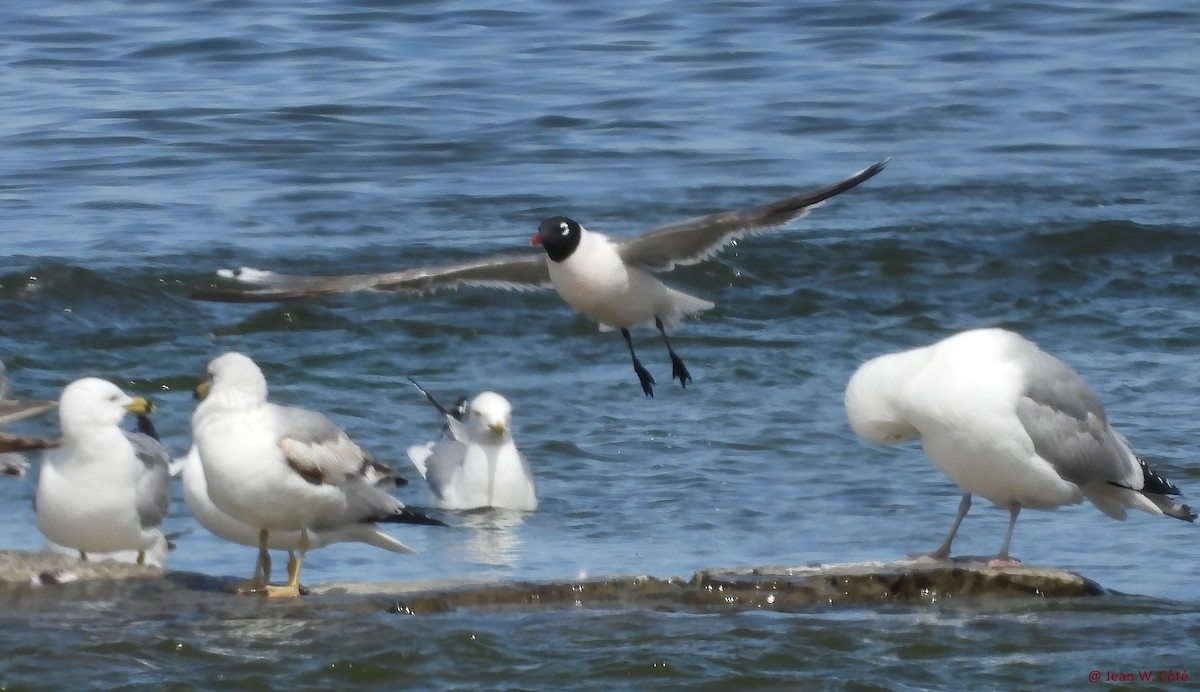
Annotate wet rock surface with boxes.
[0,551,1104,616]
[0,550,162,587]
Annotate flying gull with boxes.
[191,160,888,396]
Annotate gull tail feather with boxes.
[657,288,716,331]
[1099,457,1196,523]
[358,527,417,555]
[380,506,448,528]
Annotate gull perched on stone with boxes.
[35,378,170,565]
[191,352,445,598]
[845,328,1194,565]
[176,443,416,587]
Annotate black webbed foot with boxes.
[669,352,692,388]
[633,360,656,397]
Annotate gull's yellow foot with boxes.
[258,582,302,599]
[231,570,269,594]
[255,533,307,598]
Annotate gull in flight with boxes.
[406,379,536,511]
[191,352,446,597]
[35,378,171,565]
[845,327,1194,565]
[191,160,887,396]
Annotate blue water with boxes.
[2,0,1199,688]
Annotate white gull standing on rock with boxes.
[175,443,416,586]
[35,378,170,565]
[191,352,446,597]
[845,328,1194,564]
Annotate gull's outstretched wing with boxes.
[0,400,57,426]
[190,253,550,303]
[616,159,888,271]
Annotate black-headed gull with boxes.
[191,160,887,396]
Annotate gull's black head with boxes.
[530,216,583,263]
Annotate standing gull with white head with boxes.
[845,328,1193,564]
[191,352,445,597]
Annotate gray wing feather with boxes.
[273,405,345,446]
[1014,350,1139,488]
[189,253,551,303]
[126,431,171,529]
[0,400,57,426]
[0,431,59,453]
[616,160,888,271]
[273,404,374,483]
[423,438,468,501]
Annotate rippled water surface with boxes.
[2,0,1199,688]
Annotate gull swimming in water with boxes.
[35,378,170,565]
[190,160,887,396]
[191,352,445,597]
[406,379,536,511]
[845,327,1194,564]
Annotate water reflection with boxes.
[453,510,528,567]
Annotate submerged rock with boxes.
[692,559,1105,609]
[384,560,1103,614]
[0,551,1103,615]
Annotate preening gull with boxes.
[845,328,1194,564]
[35,378,171,565]
[190,160,888,396]
[406,380,536,511]
[191,352,445,597]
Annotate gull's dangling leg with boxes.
[621,328,655,397]
[929,493,972,560]
[655,317,692,388]
[989,503,1023,567]
[136,550,146,566]
[78,551,88,562]
[262,530,306,599]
